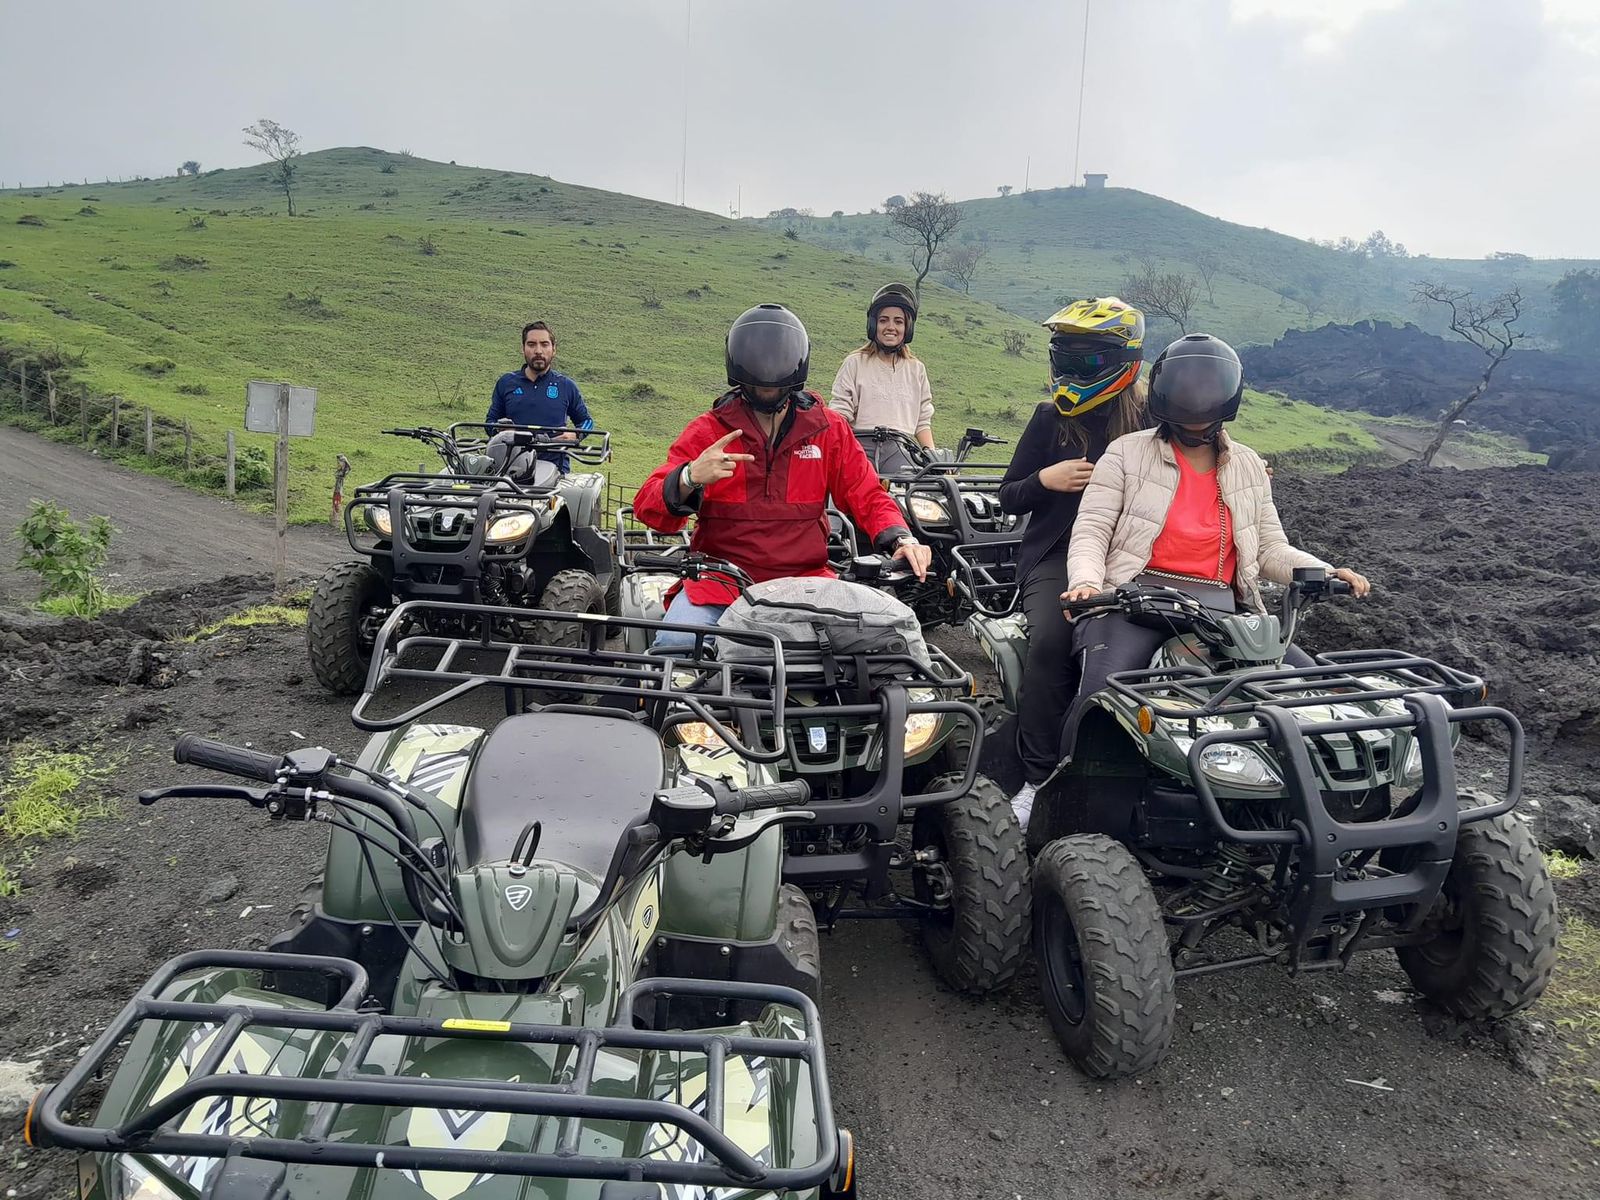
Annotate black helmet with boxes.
[867,282,917,346]
[726,304,810,405]
[1147,334,1243,438]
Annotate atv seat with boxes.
[459,712,665,879]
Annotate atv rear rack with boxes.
[1106,654,1524,948]
[610,500,691,572]
[27,951,842,1194]
[352,600,794,761]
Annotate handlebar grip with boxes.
[735,781,813,812]
[173,735,283,782]
[1062,592,1117,613]
[631,553,684,572]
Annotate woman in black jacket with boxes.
[997,297,1149,829]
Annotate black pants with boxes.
[1016,556,1077,784]
[1060,612,1314,761]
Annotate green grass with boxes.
[186,601,308,641]
[768,187,1593,349]
[36,591,140,617]
[0,743,115,841]
[0,149,1440,521]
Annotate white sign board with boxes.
[245,381,317,436]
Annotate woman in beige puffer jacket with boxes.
[1034,336,1368,816]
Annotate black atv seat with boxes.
[459,712,665,880]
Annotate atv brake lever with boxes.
[138,784,274,807]
[699,809,815,862]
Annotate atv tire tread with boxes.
[1396,800,1560,1020]
[306,560,387,695]
[777,883,823,998]
[530,569,605,701]
[1033,834,1174,1079]
[916,773,1029,994]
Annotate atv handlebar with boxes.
[173,734,284,782]
[723,780,812,814]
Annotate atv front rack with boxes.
[949,538,1024,617]
[1107,654,1523,950]
[27,951,843,1194]
[353,600,793,761]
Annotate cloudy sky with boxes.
[3,0,1597,259]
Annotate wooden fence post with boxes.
[111,396,120,448]
[79,388,89,443]
[46,370,57,424]
[145,407,154,456]
[332,453,352,527]
[225,430,236,498]
[18,360,26,412]
[183,420,193,472]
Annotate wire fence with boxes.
[0,356,272,496]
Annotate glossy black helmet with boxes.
[867,282,917,346]
[726,304,810,392]
[1147,334,1244,429]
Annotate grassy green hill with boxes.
[1,149,1384,522]
[761,187,1593,349]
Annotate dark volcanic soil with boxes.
[2,460,1599,1200]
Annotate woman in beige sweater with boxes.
[1015,334,1369,828]
[830,282,935,472]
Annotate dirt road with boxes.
[0,427,347,603]
[1,457,1597,1199]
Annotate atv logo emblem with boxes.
[504,884,532,911]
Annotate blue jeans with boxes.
[651,590,728,652]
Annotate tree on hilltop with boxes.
[886,191,963,305]
[1412,281,1525,467]
[243,118,302,215]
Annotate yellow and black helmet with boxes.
[1042,296,1145,418]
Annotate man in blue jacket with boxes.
[486,320,594,471]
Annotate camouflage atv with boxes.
[307,424,615,694]
[963,568,1559,1078]
[25,605,857,1199]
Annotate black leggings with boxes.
[1016,557,1077,784]
[1059,612,1314,762]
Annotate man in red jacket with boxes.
[635,303,932,649]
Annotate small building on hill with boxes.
[1084,173,1108,190]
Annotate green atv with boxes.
[25,605,857,1200]
[964,568,1559,1078]
[612,550,1029,996]
[307,424,615,695]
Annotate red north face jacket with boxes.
[634,390,909,605]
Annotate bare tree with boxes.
[1281,269,1329,324]
[1193,249,1221,304]
[1121,262,1201,334]
[242,118,302,215]
[887,191,964,304]
[943,243,988,294]
[996,184,1013,198]
[1411,282,1525,467]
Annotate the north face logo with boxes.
[795,443,822,460]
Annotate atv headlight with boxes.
[365,505,393,537]
[486,512,537,543]
[675,721,727,750]
[903,687,940,758]
[114,1157,186,1200]
[1399,739,1424,786]
[1198,744,1282,789]
[907,494,950,526]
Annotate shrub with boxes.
[163,254,207,269]
[500,228,526,236]
[16,214,46,227]
[77,206,99,217]
[638,285,662,309]
[380,188,399,198]
[1001,329,1028,355]
[176,382,210,396]
[283,289,337,318]
[417,234,440,256]
[135,357,177,375]
[380,162,396,174]
[209,445,271,491]
[186,216,207,230]
[13,501,115,617]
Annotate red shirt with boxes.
[634,391,908,605]
[1147,449,1237,585]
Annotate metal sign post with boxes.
[245,380,317,594]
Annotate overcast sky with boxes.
[3,0,1597,259]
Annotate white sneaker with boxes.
[1010,782,1037,832]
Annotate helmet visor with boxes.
[727,311,810,389]
[1148,353,1243,425]
[1050,340,1141,385]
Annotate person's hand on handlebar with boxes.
[891,537,932,581]
[1333,567,1371,597]
[687,430,755,487]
